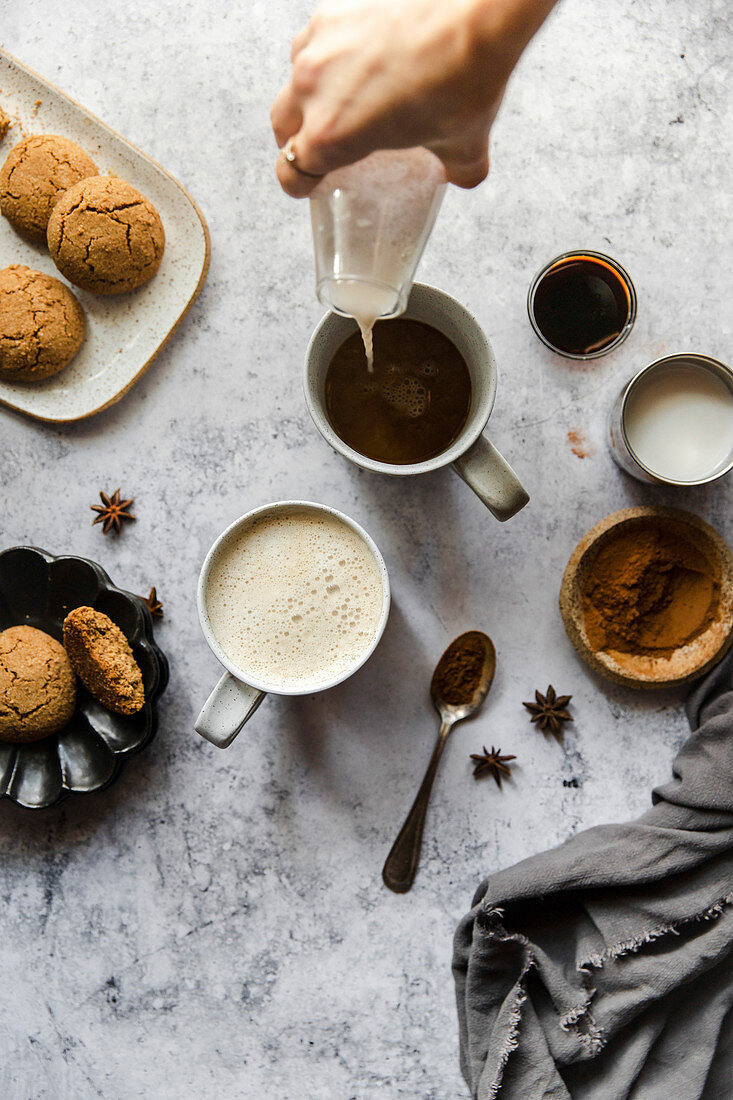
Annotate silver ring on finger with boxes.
[280,137,323,179]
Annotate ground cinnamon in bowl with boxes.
[559,507,733,688]
[582,522,719,657]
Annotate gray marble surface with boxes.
[1,0,732,1096]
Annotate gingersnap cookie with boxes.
[0,264,85,382]
[63,606,145,715]
[0,134,97,241]
[0,107,11,143]
[0,625,77,742]
[47,176,165,295]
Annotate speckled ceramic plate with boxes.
[0,546,168,809]
[0,48,210,422]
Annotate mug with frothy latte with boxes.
[195,501,390,748]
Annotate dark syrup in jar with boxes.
[532,254,632,356]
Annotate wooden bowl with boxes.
[559,507,733,689]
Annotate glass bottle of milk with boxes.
[309,147,446,367]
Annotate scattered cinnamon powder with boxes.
[567,429,591,458]
[581,521,720,657]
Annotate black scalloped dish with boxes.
[0,547,169,809]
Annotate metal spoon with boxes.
[382,631,497,894]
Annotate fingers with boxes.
[275,150,322,198]
[290,25,311,62]
[271,89,323,197]
[270,85,303,147]
[272,86,337,197]
[291,3,326,62]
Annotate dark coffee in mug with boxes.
[324,319,472,465]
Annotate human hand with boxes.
[270,0,556,197]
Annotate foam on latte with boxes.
[205,507,385,690]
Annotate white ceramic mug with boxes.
[195,501,391,749]
[304,283,530,522]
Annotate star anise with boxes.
[91,489,136,535]
[141,586,163,619]
[469,746,516,787]
[523,685,573,739]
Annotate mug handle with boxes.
[195,672,266,749]
[452,434,529,521]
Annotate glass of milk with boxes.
[609,354,733,485]
[309,147,446,364]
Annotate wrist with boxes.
[467,0,557,67]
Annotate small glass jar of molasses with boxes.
[527,250,637,359]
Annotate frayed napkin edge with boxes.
[560,892,733,1041]
[478,893,733,1087]
[476,907,534,1099]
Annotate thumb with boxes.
[441,150,490,189]
[429,133,490,190]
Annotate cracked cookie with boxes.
[0,264,85,381]
[0,133,97,241]
[47,176,165,295]
[63,606,145,715]
[0,107,11,142]
[0,625,77,742]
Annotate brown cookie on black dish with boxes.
[0,625,77,742]
[63,606,145,715]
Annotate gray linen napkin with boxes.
[453,651,733,1099]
